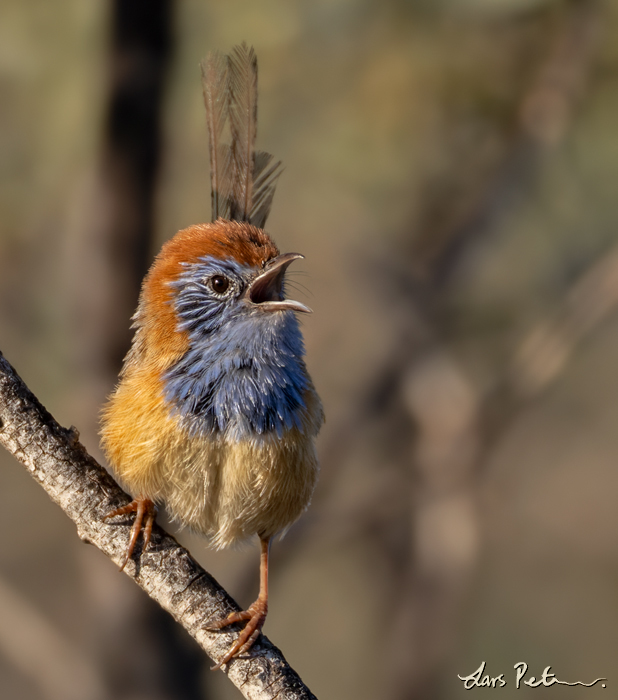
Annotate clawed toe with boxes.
[207,598,268,671]
[104,498,157,571]
[206,609,253,630]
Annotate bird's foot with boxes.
[103,498,157,572]
[207,596,268,671]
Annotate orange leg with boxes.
[208,537,271,671]
[103,498,157,572]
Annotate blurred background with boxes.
[1,0,618,698]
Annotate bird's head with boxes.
[137,220,309,368]
[130,219,313,437]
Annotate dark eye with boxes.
[209,275,230,295]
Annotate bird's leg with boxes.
[103,497,157,572]
[208,537,271,670]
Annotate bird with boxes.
[100,43,323,670]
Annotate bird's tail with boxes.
[201,43,283,229]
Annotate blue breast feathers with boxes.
[162,256,310,441]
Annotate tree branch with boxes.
[0,350,317,700]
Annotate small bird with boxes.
[100,43,323,670]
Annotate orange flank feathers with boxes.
[101,360,322,549]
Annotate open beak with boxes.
[247,252,312,313]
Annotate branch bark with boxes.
[0,351,317,700]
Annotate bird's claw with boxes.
[103,498,157,572]
[207,597,268,670]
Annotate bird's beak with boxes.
[247,252,312,313]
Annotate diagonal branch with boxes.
[0,350,317,700]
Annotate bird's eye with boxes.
[209,275,230,295]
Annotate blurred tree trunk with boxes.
[66,2,208,698]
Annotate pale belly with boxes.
[159,430,319,548]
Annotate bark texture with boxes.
[0,351,317,700]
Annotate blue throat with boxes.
[162,257,309,440]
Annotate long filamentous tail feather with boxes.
[251,151,283,230]
[202,43,282,229]
[228,43,258,222]
[201,51,232,221]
